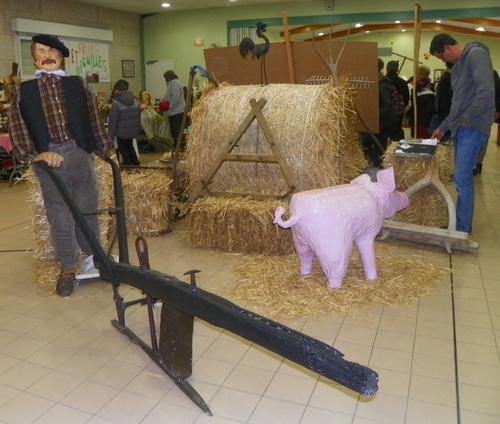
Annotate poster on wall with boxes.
[65,40,110,83]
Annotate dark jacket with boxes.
[408,87,435,129]
[379,76,399,134]
[494,70,500,123]
[435,70,453,122]
[107,91,141,139]
[386,71,410,107]
[19,76,97,154]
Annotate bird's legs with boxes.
[260,56,268,86]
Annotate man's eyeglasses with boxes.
[434,47,446,60]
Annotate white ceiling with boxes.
[74,0,309,15]
[74,0,500,39]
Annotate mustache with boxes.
[42,59,57,65]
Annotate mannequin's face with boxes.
[33,43,63,72]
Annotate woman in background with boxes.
[161,70,186,149]
[408,77,435,139]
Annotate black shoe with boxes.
[56,267,77,297]
[475,162,482,174]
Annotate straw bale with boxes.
[186,81,367,197]
[227,242,451,319]
[383,142,453,227]
[121,171,173,236]
[187,196,294,256]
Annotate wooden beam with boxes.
[304,22,500,41]
[413,3,422,134]
[282,12,295,83]
[279,24,340,37]
[450,18,500,28]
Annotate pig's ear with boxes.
[376,167,396,191]
[350,173,371,186]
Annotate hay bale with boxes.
[187,196,294,256]
[121,171,173,235]
[186,81,367,196]
[383,142,453,227]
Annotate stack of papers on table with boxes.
[394,139,438,158]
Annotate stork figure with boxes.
[239,21,270,85]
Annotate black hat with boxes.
[32,34,70,58]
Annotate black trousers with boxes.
[168,113,185,149]
[360,132,389,167]
[117,137,140,165]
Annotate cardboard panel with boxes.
[204,41,379,132]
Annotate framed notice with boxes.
[122,60,135,78]
[433,69,444,83]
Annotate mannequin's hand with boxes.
[32,152,64,167]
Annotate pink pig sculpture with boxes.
[273,167,409,289]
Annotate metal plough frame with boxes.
[36,159,379,416]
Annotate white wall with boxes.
[0,0,141,99]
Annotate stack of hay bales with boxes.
[121,171,172,236]
[188,197,294,255]
[186,81,367,254]
[383,142,453,228]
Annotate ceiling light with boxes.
[161,3,170,7]
[476,26,486,32]
[395,20,401,24]
[355,23,363,28]
[436,20,442,23]
[318,32,324,36]
[365,30,370,33]
[401,29,406,32]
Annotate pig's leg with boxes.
[316,242,353,289]
[355,235,377,281]
[294,241,315,275]
[292,229,315,275]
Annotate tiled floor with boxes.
[0,133,499,424]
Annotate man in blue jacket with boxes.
[429,34,495,234]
